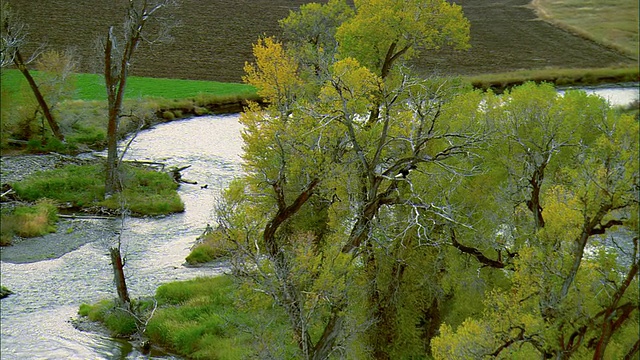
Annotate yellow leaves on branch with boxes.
[319,57,380,114]
[242,37,302,104]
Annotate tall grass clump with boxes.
[0,199,59,243]
[101,166,184,215]
[12,164,104,207]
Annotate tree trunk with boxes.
[105,104,121,197]
[13,50,64,142]
[110,246,130,305]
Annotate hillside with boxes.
[8,0,636,82]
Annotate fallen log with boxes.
[58,214,115,220]
[168,165,197,184]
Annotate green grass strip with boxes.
[1,69,256,101]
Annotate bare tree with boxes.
[99,0,178,309]
[102,0,178,198]
[1,1,64,141]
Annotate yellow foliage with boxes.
[242,37,301,106]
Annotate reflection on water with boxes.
[1,115,243,359]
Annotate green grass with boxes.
[185,229,232,265]
[11,164,184,216]
[146,275,296,359]
[78,298,155,337]
[532,0,639,58]
[1,69,256,102]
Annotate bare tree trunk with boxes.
[110,246,130,305]
[104,26,125,197]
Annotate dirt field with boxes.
[9,0,636,82]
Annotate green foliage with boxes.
[12,164,183,216]
[432,83,639,359]
[336,0,469,76]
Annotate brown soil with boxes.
[9,0,637,83]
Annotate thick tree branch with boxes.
[450,228,506,268]
[263,178,320,256]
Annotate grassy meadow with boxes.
[533,0,639,58]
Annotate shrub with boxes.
[194,106,209,116]
[161,110,175,120]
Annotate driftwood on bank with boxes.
[58,214,115,220]
[167,165,197,184]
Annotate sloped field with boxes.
[9,0,636,82]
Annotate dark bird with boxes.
[200,184,208,189]
[395,164,417,178]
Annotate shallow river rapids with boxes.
[0,85,638,359]
[1,115,244,359]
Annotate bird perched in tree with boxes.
[395,164,417,178]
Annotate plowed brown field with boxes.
[9,0,636,82]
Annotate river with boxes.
[0,85,638,359]
[1,114,244,359]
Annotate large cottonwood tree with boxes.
[217,0,472,358]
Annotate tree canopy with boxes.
[213,1,638,359]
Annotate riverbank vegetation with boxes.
[79,275,296,359]
[466,65,639,93]
[185,228,232,265]
[0,199,58,245]
[10,163,184,216]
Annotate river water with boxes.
[1,114,244,359]
[0,85,638,359]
